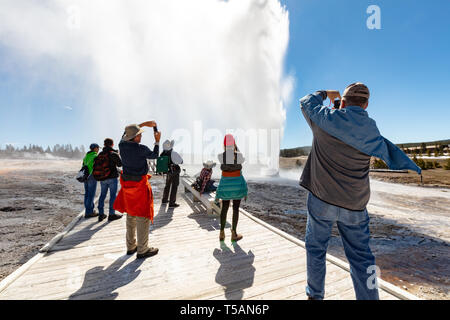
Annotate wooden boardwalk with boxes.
[0,182,407,300]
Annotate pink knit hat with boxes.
[224,134,235,147]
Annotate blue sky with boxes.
[0,0,449,150]
[281,0,450,148]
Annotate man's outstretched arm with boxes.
[300,90,341,119]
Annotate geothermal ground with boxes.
[0,159,448,299]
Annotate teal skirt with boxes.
[216,175,248,200]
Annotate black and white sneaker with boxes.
[108,213,123,221]
[85,211,99,219]
[137,247,159,259]
[127,247,137,255]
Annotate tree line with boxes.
[0,144,87,159]
[401,143,449,157]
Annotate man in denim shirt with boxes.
[299,83,420,300]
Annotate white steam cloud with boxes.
[0,0,293,169]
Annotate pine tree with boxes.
[434,148,440,157]
[444,159,450,170]
[421,143,427,154]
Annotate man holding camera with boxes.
[299,83,420,300]
[113,121,161,259]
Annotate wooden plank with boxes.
[4,245,307,300]
[18,239,297,286]
[0,180,417,300]
[207,270,308,300]
[7,240,302,294]
[70,254,309,301]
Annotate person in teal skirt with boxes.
[216,134,248,242]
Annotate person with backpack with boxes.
[160,140,184,208]
[216,134,248,242]
[113,122,160,259]
[94,138,123,222]
[82,143,100,218]
[299,83,421,300]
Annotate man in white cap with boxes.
[160,139,183,208]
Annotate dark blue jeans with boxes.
[98,178,118,216]
[305,192,379,300]
[84,174,98,215]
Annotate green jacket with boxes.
[83,151,98,175]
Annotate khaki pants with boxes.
[126,214,150,255]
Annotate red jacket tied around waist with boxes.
[113,174,154,223]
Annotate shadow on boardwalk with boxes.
[213,242,255,300]
[47,220,110,254]
[150,203,175,233]
[69,255,144,300]
[182,193,231,232]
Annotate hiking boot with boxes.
[108,213,123,221]
[219,230,225,241]
[98,214,107,222]
[231,230,243,242]
[168,203,180,208]
[137,247,159,259]
[127,247,137,255]
[85,211,99,219]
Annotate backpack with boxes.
[156,156,169,174]
[76,165,90,183]
[159,149,181,174]
[92,152,111,181]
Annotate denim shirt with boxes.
[299,92,420,211]
[300,92,421,174]
[119,140,159,176]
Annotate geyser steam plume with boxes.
[0,0,293,171]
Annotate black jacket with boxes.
[100,146,122,179]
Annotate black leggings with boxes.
[220,200,241,232]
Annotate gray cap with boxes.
[343,82,370,99]
[122,124,145,141]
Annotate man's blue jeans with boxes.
[305,192,379,300]
[98,178,118,216]
[84,174,98,215]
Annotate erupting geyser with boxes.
[0,0,293,171]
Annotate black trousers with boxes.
[163,172,180,204]
[220,200,241,232]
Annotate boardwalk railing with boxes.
[182,176,420,301]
